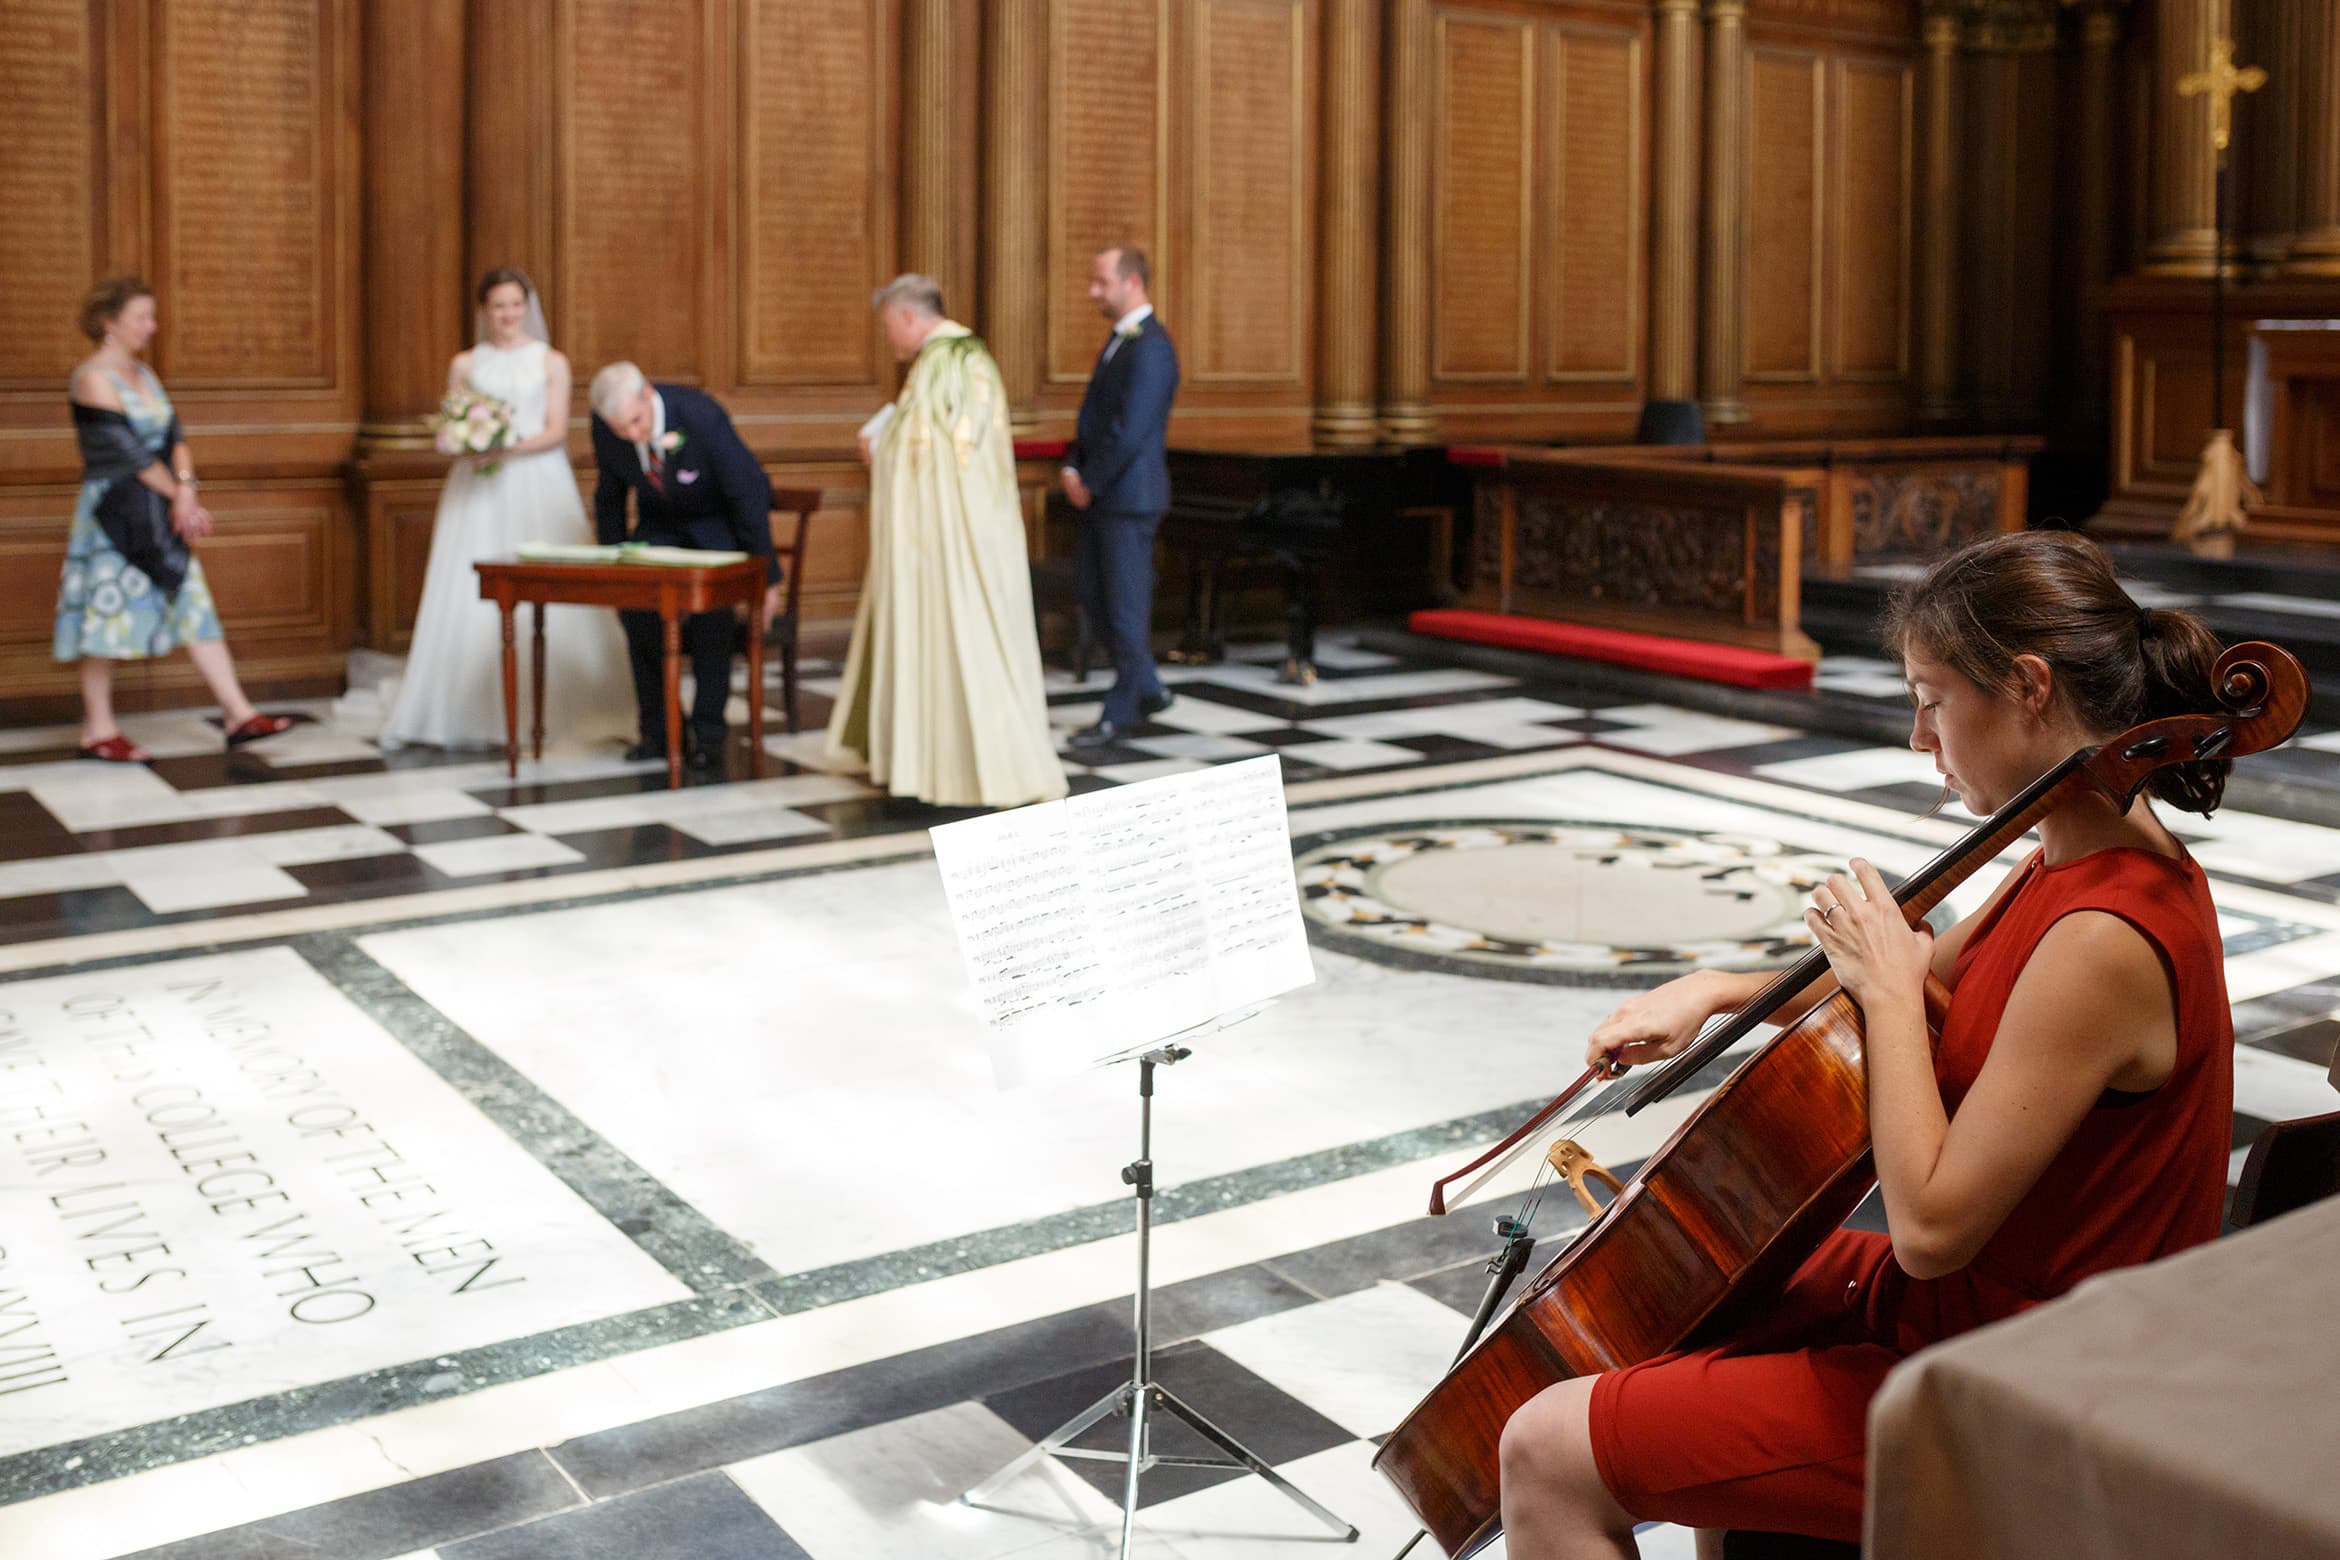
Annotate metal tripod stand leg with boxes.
[962,1045,1358,1557]
[958,1381,1133,1508]
[1149,1379,1357,1537]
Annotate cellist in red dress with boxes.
[1497,531,2238,1555]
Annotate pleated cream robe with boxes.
[825,324,1068,807]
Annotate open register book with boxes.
[514,542,749,568]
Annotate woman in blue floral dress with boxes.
[59,277,290,760]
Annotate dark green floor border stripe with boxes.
[291,934,775,1294]
[0,1088,1565,1507]
[0,1289,774,1507]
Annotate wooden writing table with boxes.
[474,556,765,790]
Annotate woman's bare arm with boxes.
[1868,910,2172,1278]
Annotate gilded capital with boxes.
[2061,0,2130,45]
[1962,0,2058,52]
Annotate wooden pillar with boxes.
[1962,6,2058,428]
[465,0,554,315]
[982,0,1045,430]
[1698,0,1749,426]
[903,0,978,318]
[2242,0,2299,271]
[1649,0,1702,405]
[359,0,467,440]
[1914,2,1963,424]
[2144,0,2222,275]
[2067,0,2124,432]
[1962,19,2018,425]
[1314,0,1382,448]
[356,0,470,653]
[2290,0,2340,275]
[1379,0,1436,445]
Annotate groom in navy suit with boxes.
[589,362,776,769]
[1061,245,1180,750]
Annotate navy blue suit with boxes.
[1067,316,1180,726]
[591,385,775,749]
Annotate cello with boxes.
[1372,641,2307,1559]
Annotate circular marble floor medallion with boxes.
[1294,820,1868,984]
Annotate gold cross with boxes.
[2178,37,2267,155]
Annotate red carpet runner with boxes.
[1409,608,1815,692]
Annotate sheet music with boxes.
[930,756,1315,1085]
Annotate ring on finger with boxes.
[1820,903,1840,921]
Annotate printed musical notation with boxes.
[929,756,1315,1085]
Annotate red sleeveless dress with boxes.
[1585,846,2233,1542]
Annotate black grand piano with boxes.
[1149,446,1462,682]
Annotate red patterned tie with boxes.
[645,443,666,495]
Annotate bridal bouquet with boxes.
[430,389,515,474]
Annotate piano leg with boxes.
[1279,551,1319,686]
[1169,539,1223,665]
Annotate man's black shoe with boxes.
[625,739,667,763]
[1067,721,1122,752]
[1138,690,1175,719]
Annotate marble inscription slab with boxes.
[0,947,687,1456]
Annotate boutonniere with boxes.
[1113,321,1144,340]
[657,431,686,453]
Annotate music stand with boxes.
[960,1037,1358,1557]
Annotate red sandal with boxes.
[225,713,295,748]
[78,734,151,763]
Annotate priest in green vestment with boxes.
[824,275,1068,808]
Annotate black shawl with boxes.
[72,401,188,597]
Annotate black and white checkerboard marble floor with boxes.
[3,632,2336,1559]
[0,637,1872,951]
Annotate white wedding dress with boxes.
[380,338,634,750]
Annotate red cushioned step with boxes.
[1409,608,1814,691]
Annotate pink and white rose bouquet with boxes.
[430,389,515,474]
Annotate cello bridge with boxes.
[1546,1137,1625,1219]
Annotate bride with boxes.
[380,269,633,751]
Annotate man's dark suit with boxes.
[1067,314,1181,728]
[590,385,775,753]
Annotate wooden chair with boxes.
[767,487,823,733]
[1023,487,1095,681]
[2231,1107,2340,1229]
[1028,554,1094,681]
[1710,1103,2340,1559]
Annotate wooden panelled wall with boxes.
[0,0,2310,711]
[2094,0,2340,537]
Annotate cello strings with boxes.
[1499,1006,1767,1243]
[1495,1000,1771,1244]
